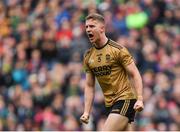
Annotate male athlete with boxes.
[80,13,144,131]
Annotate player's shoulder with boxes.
[108,39,124,50]
[84,47,93,58]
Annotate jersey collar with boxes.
[94,39,110,50]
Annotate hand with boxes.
[80,113,89,124]
[133,100,144,112]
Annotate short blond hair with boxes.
[85,13,105,24]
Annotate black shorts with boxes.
[105,99,136,123]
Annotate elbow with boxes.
[128,71,136,78]
[129,70,141,80]
[85,85,95,93]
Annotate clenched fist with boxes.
[133,100,144,112]
[80,114,89,124]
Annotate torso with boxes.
[84,39,137,106]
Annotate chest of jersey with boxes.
[88,47,116,77]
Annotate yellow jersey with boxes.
[83,39,137,106]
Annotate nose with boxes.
[86,26,91,32]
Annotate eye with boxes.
[90,25,95,28]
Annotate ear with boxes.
[100,25,105,33]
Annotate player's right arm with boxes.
[80,72,95,124]
[118,47,144,112]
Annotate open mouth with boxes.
[88,33,94,38]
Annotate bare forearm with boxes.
[131,71,143,100]
[84,86,95,115]
[125,62,144,112]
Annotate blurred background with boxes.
[0,0,179,131]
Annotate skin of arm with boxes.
[80,72,95,124]
[125,61,144,112]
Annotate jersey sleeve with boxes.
[117,47,134,67]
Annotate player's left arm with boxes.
[125,61,144,112]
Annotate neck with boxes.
[94,35,108,48]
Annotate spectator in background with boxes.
[0,0,179,131]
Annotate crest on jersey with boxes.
[106,54,111,62]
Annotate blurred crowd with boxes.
[0,0,179,131]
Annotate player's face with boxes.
[85,19,104,43]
